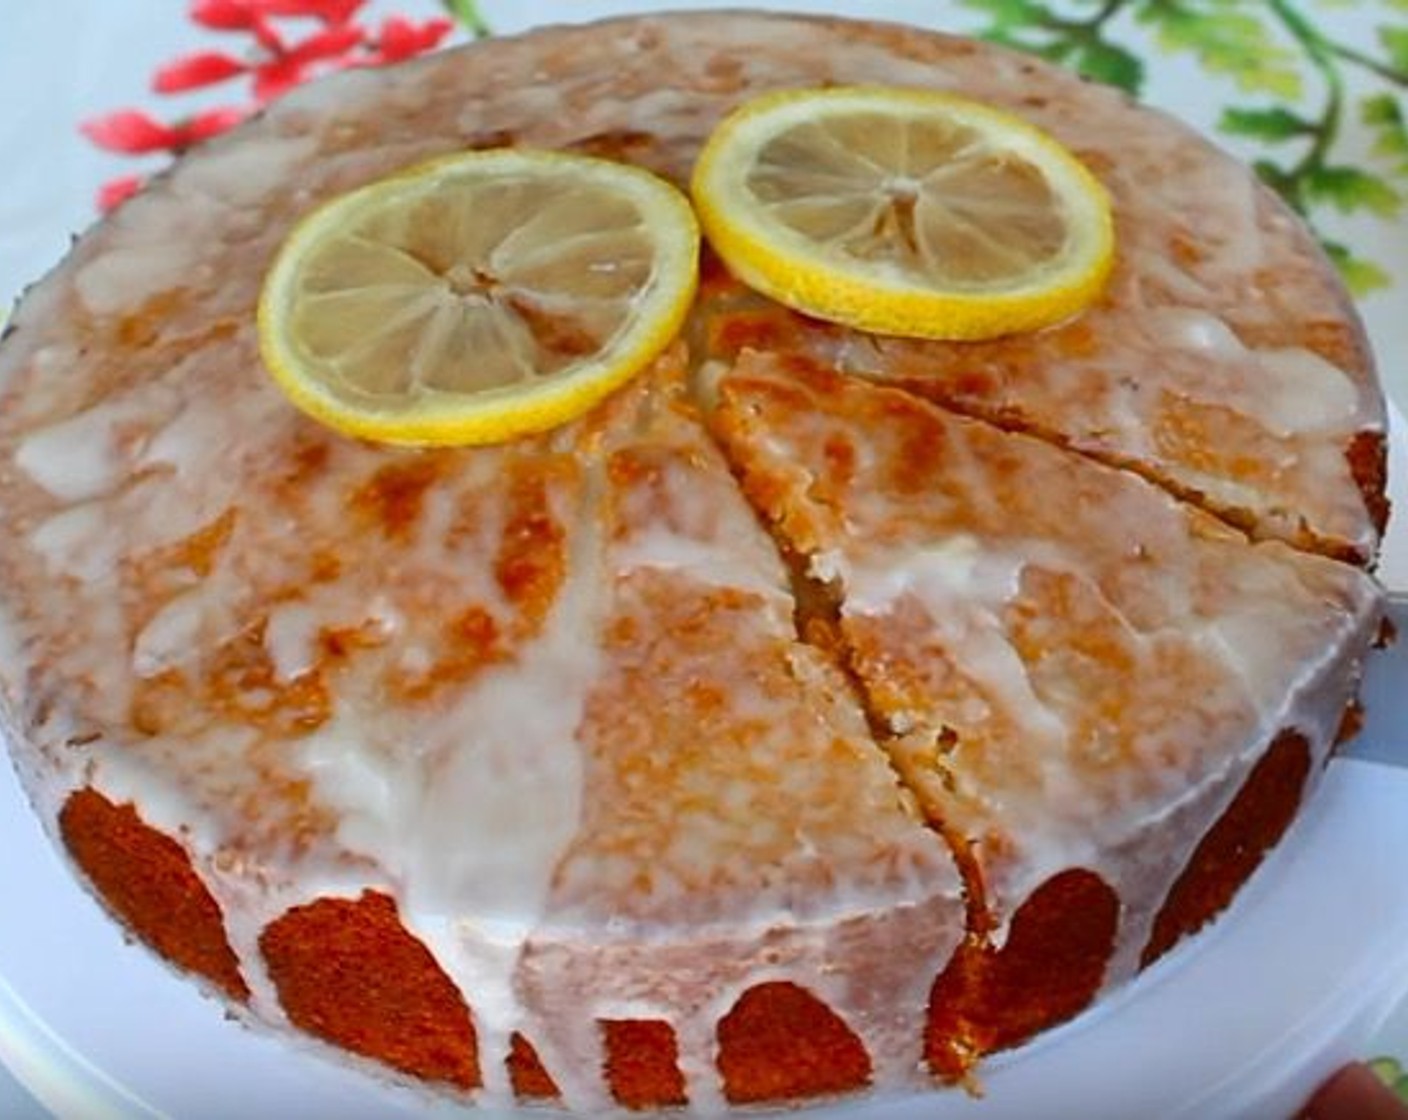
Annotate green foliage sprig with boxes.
[1369,1056,1408,1104]
[961,0,1408,294]
[440,0,492,39]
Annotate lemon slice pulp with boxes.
[691,86,1115,341]
[258,148,699,446]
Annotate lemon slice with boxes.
[258,148,699,446]
[691,86,1115,341]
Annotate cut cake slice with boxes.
[517,359,963,1109]
[710,349,1384,1077]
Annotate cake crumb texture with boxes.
[601,1019,688,1110]
[58,788,249,1002]
[1141,730,1312,967]
[507,1031,560,1101]
[925,869,1119,1081]
[716,981,873,1103]
[259,891,480,1090]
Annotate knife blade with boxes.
[1338,592,1408,767]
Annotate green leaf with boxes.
[1032,39,1080,64]
[1364,93,1403,127]
[975,27,1077,66]
[1381,25,1408,71]
[1363,93,1408,173]
[978,25,1039,51]
[1076,40,1146,92]
[960,0,1149,92]
[1252,158,1303,211]
[1305,164,1402,216]
[1369,1056,1405,1085]
[957,0,1046,18]
[959,0,1059,33]
[1219,105,1314,142]
[1323,240,1393,296]
[440,0,491,38]
[1138,3,1303,98]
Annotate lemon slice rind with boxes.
[691,86,1115,342]
[258,148,700,447]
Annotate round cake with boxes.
[0,10,1390,1112]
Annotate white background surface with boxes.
[1,4,1406,1118]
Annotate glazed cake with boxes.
[0,10,1390,1112]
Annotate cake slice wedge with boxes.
[512,356,966,1111]
[709,349,1384,1078]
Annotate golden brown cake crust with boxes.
[59,789,249,1003]
[926,869,1120,1082]
[506,1032,561,1102]
[0,9,1390,1112]
[259,891,481,1090]
[1141,731,1313,967]
[601,1020,689,1110]
[716,981,873,1103]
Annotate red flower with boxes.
[153,51,248,94]
[369,16,454,64]
[190,0,364,32]
[97,176,145,212]
[149,17,450,104]
[81,106,249,154]
[251,23,368,101]
[151,25,364,103]
[82,0,470,211]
